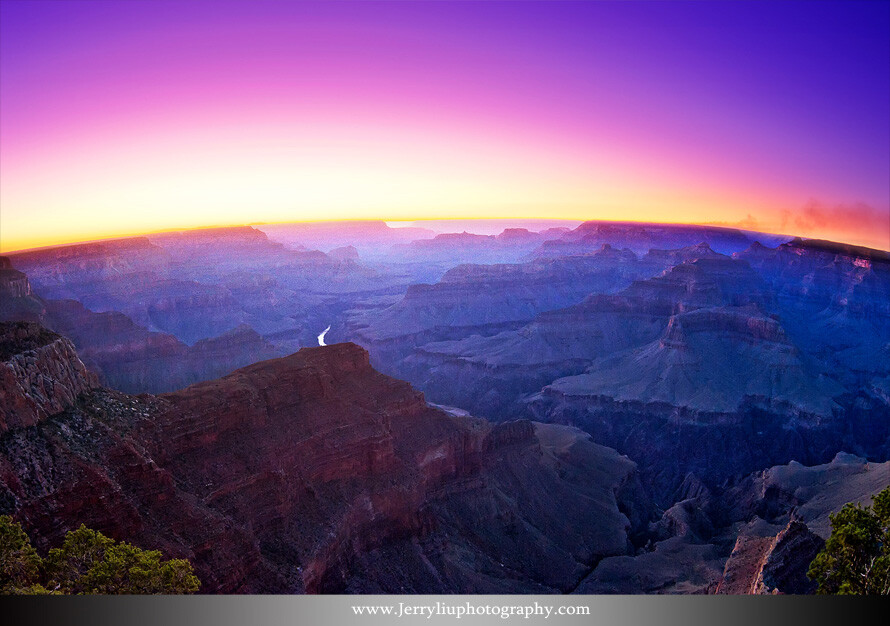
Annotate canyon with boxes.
[0,322,650,593]
[1,320,885,594]
[1,219,888,593]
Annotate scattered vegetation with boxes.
[808,486,890,595]
[0,516,200,595]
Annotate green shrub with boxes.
[0,519,199,595]
[0,515,43,594]
[808,485,890,595]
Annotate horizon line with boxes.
[3,215,873,256]
[0,216,869,256]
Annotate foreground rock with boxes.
[574,454,889,595]
[715,518,824,595]
[0,322,650,593]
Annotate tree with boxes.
[807,485,890,595]
[0,519,200,595]
[45,525,200,594]
[0,515,45,594]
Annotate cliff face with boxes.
[0,323,99,433]
[142,343,647,592]
[357,252,774,420]
[0,265,32,299]
[0,324,649,593]
[736,238,890,385]
[716,519,824,595]
[751,520,825,594]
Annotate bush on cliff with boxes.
[0,517,199,594]
[808,485,890,595]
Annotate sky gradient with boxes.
[1,0,889,252]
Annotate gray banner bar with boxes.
[0,595,870,626]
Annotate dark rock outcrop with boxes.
[0,324,651,593]
[716,518,824,595]
[753,520,825,594]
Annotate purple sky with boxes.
[1,1,888,250]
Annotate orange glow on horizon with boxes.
[3,208,888,256]
[3,115,886,253]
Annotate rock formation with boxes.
[0,322,651,593]
[0,323,99,432]
[0,257,45,323]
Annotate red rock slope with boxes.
[0,322,648,593]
